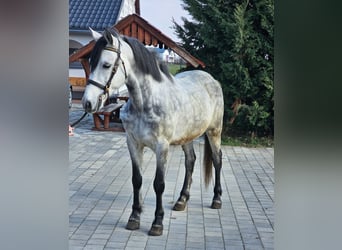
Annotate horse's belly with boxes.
[170,132,203,145]
[170,116,210,145]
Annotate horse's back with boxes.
[174,70,223,115]
[175,70,223,100]
[167,70,223,144]
[175,70,218,86]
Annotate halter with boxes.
[87,38,127,103]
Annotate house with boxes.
[69,0,205,97]
[69,0,139,50]
[69,0,140,90]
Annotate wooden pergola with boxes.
[69,14,205,88]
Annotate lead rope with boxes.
[70,111,88,127]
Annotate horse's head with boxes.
[82,28,128,113]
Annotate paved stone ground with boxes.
[69,104,274,250]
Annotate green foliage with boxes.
[174,0,274,137]
[222,135,274,147]
[167,63,186,75]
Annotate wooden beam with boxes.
[137,26,144,42]
[80,59,90,80]
[69,77,86,87]
[144,32,151,45]
[124,26,131,36]
[69,40,94,63]
[131,22,137,38]
[152,37,158,47]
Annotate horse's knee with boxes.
[153,166,165,193]
[153,178,165,194]
[132,173,142,189]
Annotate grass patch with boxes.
[222,135,274,147]
[167,63,186,75]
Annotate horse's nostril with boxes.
[85,101,92,112]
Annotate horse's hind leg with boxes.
[206,132,223,209]
[126,137,144,231]
[173,142,196,211]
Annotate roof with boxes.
[69,0,123,31]
[116,14,205,68]
[69,14,205,71]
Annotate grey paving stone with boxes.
[69,247,84,250]
[84,245,107,250]
[69,239,87,247]
[69,104,274,249]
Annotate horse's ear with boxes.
[103,28,113,45]
[89,27,102,41]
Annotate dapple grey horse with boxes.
[82,28,224,236]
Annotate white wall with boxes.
[118,0,136,20]
[69,68,85,78]
[69,32,92,47]
[69,33,92,79]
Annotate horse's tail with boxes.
[203,134,212,188]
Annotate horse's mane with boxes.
[123,36,173,82]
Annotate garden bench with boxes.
[92,97,128,131]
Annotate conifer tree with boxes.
[174,0,274,136]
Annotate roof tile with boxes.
[70,0,123,31]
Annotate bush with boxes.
[174,0,274,137]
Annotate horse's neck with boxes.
[126,74,153,113]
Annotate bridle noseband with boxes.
[87,37,128,99]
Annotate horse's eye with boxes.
[103,63,111,69]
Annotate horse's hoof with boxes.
[173,201,186,211]
[211,199,222,209]
[126,219,140,230]
[148,224,163,236]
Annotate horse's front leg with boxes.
[148,141,169,236]
[126,137,144,231]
